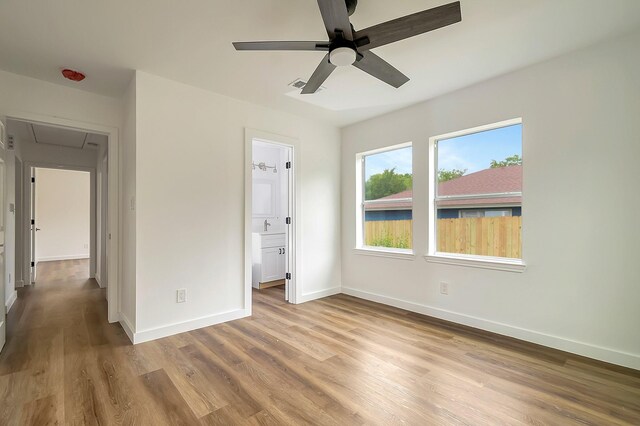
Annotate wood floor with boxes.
[1,260,639,425]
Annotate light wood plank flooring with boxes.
[1,259,639,425]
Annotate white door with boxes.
[0,156,6,352]
[29,167,37,283]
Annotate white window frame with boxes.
[426,118,525,272]
[355,142,414,259]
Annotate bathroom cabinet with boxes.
[252,232,286,288]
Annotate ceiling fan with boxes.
[233,0,462,94]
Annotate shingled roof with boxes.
[366,165,522,210]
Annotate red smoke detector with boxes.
[61,69,86,82]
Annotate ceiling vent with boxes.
[288,78,326,93]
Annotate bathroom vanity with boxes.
[252,232,286,288]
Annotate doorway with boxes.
[4,115,119,323]
[244,130,297,309]
[30,167,92,282]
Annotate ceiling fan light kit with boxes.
[233,0,462,94]
[330,46,357,66]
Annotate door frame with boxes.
[26,163,96,282]
[244,128,300,311]
[14,156,23,288]
[4,113,120,323]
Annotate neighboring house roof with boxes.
[366,165,522,210]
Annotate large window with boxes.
[430,120,522,261]
[357,143,413,251]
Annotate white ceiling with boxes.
[1,0,639,126]
[7,119,106,150]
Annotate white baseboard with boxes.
[95,273,102,287]
[342,286,640,371]
[297,286,342,304]
[5,291,17,314]
[119,313,135,343]
[37,254,90,262]
[131,308,249,344]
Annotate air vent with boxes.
[288,78,326,93]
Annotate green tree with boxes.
[438,168,467,182]
[490,154,522,168]
[365,168,412,200]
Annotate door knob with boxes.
[36,228,41,231]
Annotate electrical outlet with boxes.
[176,288,187,303]
[440,282,449,295]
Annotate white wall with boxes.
[2,114,25,312]
[35,168,90,262]
[95,144,107,287]
[20,138,99,169]
[132,71,341,340]
[120,76,137,334]
[341,31,640,370]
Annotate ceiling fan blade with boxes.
[353,51,409,88]
[301,54,336,94]
[354,1,461,51]
[233,41,330,51]
[316,0,353,40]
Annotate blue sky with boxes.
[437,124,522,173]
[364,124,522,179]
[365,146,412,179]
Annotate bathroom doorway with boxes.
[245,130,296,306]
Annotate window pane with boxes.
[363,146,412,249]
[436,124,522,259]
[437,124,522,197]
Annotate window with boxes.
[460,209,512,218]
[357,143,413,252]
[430,120,522,262]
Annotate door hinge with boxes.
[286,161,291,169]
[286,272,291,280]
[285,217,291,225]
[31,177,35,183]
[31,262,35,267]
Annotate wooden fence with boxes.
[364,220,413,249]
[365,216,522,258]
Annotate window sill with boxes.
[424,253,526,272]
[353,247,415,261]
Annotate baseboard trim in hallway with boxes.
[36,255,90,262]
[4,290,17,314]
[119,313,135,342]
